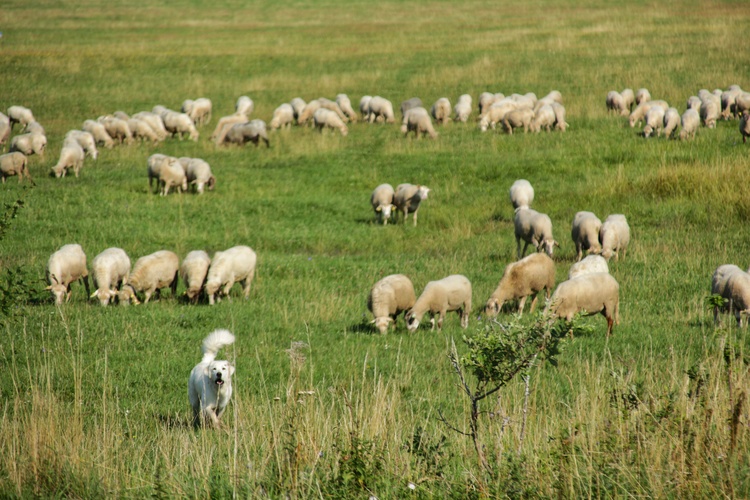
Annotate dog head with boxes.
[205,360,234,386]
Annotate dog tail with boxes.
[201,329,236,363]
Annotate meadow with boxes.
[2,0,750,497]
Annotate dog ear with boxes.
[229,363,235,376]
[203,365,211,376]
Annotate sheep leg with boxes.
[437,310,446,330]
[518,295,529,315]
[223,280,235,301]
[412,209,418,227]
[242,276,253,299]
[460,308,469,328]
[606,314,614,336]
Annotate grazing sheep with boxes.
[131,111,168,140]
[290,97,306,122]
[205,246,257,305]
[162,111,199,141]
[662,107,681,138]
[370,183,396,225]
[113,111,130,121]
[82,119,115,149]
[606,91,629,116]
[514,208,558,259]
[635,88,651,106]
[313,108,348,136]
[269,103,295,129]
[721,268,750,327]
[183,97,212,126]
[642,105,666,138]
[453,94,472,122]
[46,244,90,305]
[98,116,133,144]
[679,109,700,140]
[530,104,556,132]
[686,95,702,112]
[479,99,516,132]
[571,211,602,261]
[297,99,321,126]
[118,250,180,305]
[368,274,416,334]
[223,119,270,147]
[478,92,498,117]
[211,113,248,144]
[7,106,35,132]
[10,132,46,158]
[546,272,620,336]
[147,154,174,193]
[336,94,358,122]
[740,111,750,143]
[401,107,438,139]
[368,96,395,123]
[484,253,555,317]
[26,121,45,136]
[51,141,85,178]
[502,108,534,134]
[721,87,742,119]
[735,92,750,115]
[90,247,131,306]
[318,97,349,122]
[551,102,568,131]
[186,158,215,194]
[127,118,161,143]
[568,254,609,280]
[0,152,30,183]
[599,214,630,261]
[181,250,211,304]
[0,113,10,151]
[405,275,472,332]
[400,97,423,117]
[711,264,744,325]
[158,157,188,195]
[430,98,452,125]
[235,96,254,116]
[393,183,430,226]
[509,179,534,210]
[64,130,98,160]
[359,95,372,121]
[700,100,720,129]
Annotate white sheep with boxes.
[368,274,416,333]
[118,250,180,305]
[567,254,609,280]
[509,179,534,210]
[479,100,516,132]
[546,272,620,336]
[502,108,534,134]
[571,211,602,261]
[478,92,498,117]
[184,97,212,126]
[484,253,555,317]
[82,119,115,149]
[10,132,47,158]
[336,94,358,122]
[359,96,372,122]
[0,152,30,183]
[405,275,472,332]
[401,107,438,139]
[453,94,472,122]
[269,103,295,130]
[297,99,321,126]
[635,88,651,106]
[211,113,248,144]
[662,107,681,138]
[430,97,452,125]
[64,130,98,160]
[51,140,86,178]
[710,264,744,325]
[740,111,750,143]
[599,214,630,261]
[721,87,742,119]
[393,183,430,226]
[98,116,133,144]
[158,157,188,195]
[400,97,423,117]
[0,113,10,151]
[26,121,45,136]
[700,100,720,129]
[642,105,666,138]
[606,91,628,115]
[223,119,270,147]
[7,106,35,132]
[530,104,556,132]
[514,207,558,259]
[621,88,635,111]
[290,97,306,122]
[90,247,131,306]
[205,245,257,305]
[131,111,169,140]
[186,158,215,194]
[46,244,90,305]
[180,250,211,304]
[235,96,254,116]
[735,92,750,116]
[686,95,702,112]
[368,96,395,123]
[313,108,348,136]
[719,267,750,327]
[370,183,396,225]
[162,111,199,141]
[147,154,174,193]
[679,109,700,140]
[551,102,568,131]
[127,118,161,143]
[318,97,349,122]
[113,111,130,121]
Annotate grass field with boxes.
[2,0,750,497]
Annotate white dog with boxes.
[188,329,236,428]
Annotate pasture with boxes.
[2,0,750,497]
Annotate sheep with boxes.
[740,111,750,143]
[710,264,744,325]
[336,94,358,122]
[313,108,348,136]
[635,88,651,106]
[290,97,306,122]
[370,183,395,225]
[642,105,666,138]
[127,118,161,143]
[180,250,211,304]
[98,116,133,144]
[502,108,534,134]
[0,152,30,183]
[158,157,188,195]
[46,244,90,305]
[599,214,630,261]
[318,97,349,122]
[7,106,35,132]
[568,254,609,280]
[131,111,169,140]
[400,97,423,117]
[211,113,248,144]
[162,111,199,141]
[26,121,45,136]
[405,275,472,332]
[453,94,472,122]
[679,109,700,140]
[113,111,130,121]
[186,158,215,194]
[621,88,635,111]
[484,253,555,317]
[606,90,628,115]
[368,96,395,123]
[509,179,534,210]
[183,97,212,126]
[551,103,568,131]
[479,99,516,131]
[297,99,321,126]
[235,96,254,116]
[662,107,681,138]
[719,267,750,327]
[401,107,438,139]
[82,119,115,149]
[721,87,742,119]
[735,92,750,115]
[478,92,498,117]
[514,207,558,259]
[205,245,257,305]
[223,119,270,147]
[530,104,555,132]
[90,247,131,306]
[700,100,720,129]
[430,97,452,125]
[0,113,10,151]
[367,274,416,333]
[64,130,98,160]
[393,183,430,226]
[269,103,295,129]
[10,132,46,158]
[147,154,174,193]
[51,141,85,178]
[118,250,179,305]
[359,95,372,121]
[686,95,702,112]
[546,272,620,336]
[571,211,602,261]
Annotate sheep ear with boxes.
[45,285,52,291]
[90,291,98,299]
[375,206,382,212]
[369,319,376,324]
[554,240,560,247]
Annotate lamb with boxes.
[367,274,416,333]
[642,105,666,138]
[235,96,254,116]
[269,103,295,129]
[162,111,199,141]
[568,254,609,280]
[7,106,35,132]
[662,107,681,138]
[430,97,452,125]
[368,96,395,123]
[679,109,700,140]
[90,247,131,306]
[313,108,348,136]
[740,111,750,143]
[131,111,169,140]
[51,140,86,178]
[64,130,98,160]
[0,152,30,183]
[336,94,358,122]
[184,158,215,194]
[290,97,306,122]
[509,179,534,210]
[82,119,115,149]
[370,183,396,225]
[530,104,555,132]
[393,183,430,226]
[551,102,568,131]
[546,272,620,336]
[400,97,423,117]
[599,214,630,261]
[46,244,90,305]
[484,253,555,317]
[401,107,438,139]
[297,99,321,125]
[180,250,211,304]
[158,156,188,195]
[453,94,472,122]
[502,108,534,134]
[700,100,720,129]
[571,211,602,261]
[182,97,212,126]
[223,120,270,147]
[205,246,257,305]
[405,275,472,332]
[211,113,248,143]
[514,207,558,259]
[10,132,47,158]
[98,116,133,144]
[118,250,180,305]
[710,264,744,325]
[635,88,651,106]
[127,118,161,143]
[359,96,372,121]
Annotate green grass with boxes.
[2,0,750,497]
